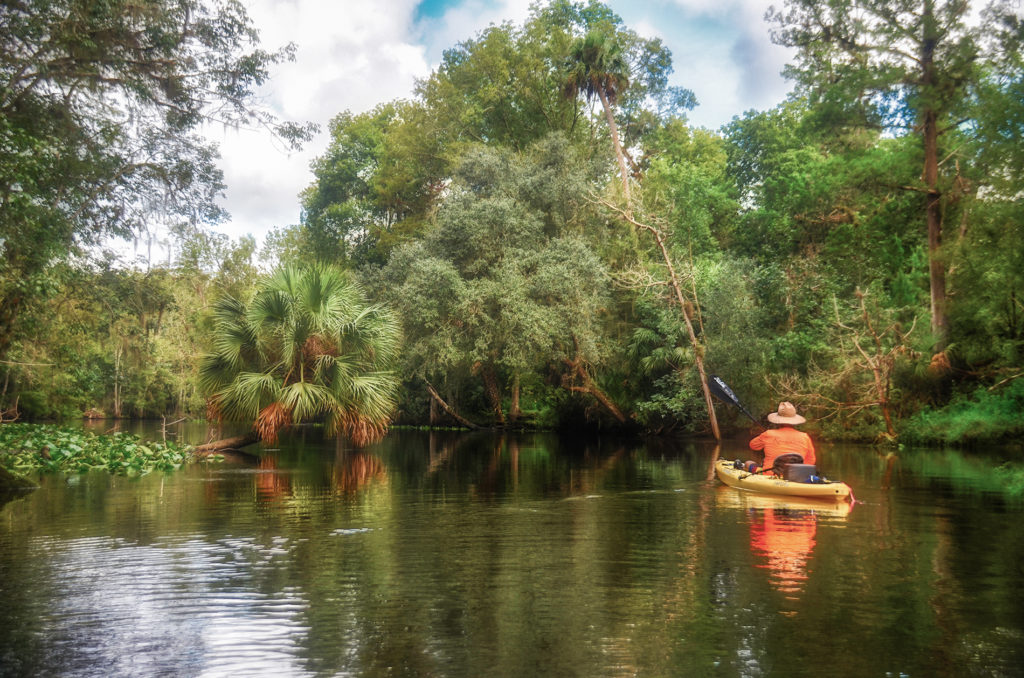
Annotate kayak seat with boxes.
[772,454,817,482]
[771,453,803,476]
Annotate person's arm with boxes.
[749,431,767,451]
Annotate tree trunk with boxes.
[481,363,505,425]
[642,224,720,440]
[562,354,627,424]
[424,380,481,429]
[597,88,632,213]
[509,373,521,425]
[921,0,948,349]
[0,465,37,491]
[577,371,626,423]
[193,431,260,455]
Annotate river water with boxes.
[1,426,1022,677]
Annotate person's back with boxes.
[748,402,816,471]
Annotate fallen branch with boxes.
[989,373,1024,392]
[561,342,622,421]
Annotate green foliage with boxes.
[644,122,736,255]
[0,424,201,476]
[299,103,441,267]
[946,188,1024,369]
[900,380,1024,447]
[0,232,261,420]
[378,136,616,424]
[0,0,313,361]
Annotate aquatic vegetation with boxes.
[0,424,209,476]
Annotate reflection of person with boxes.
[750,508,817,600]
[749,402,816,471]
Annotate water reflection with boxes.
[333,451,388,494]
[3,432,1024,677]
[255,455,292,502]
[751,508,816,600]
[716,489,852,613]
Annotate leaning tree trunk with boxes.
[424,380,481,430]
[599,200,721,441]
[597,88,631,214]
[193,431,260,455]
[0,465,36,491]
[561,341,627,424]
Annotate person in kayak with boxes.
[748,401,816,472]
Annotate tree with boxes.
[0,0,313,362]
[378,136,620,426]
[767,0,1004,350]
[564,29,633,209]
[299,102,444,267]
[199,264,401,447]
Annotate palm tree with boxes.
[563,29,632,209]
[199,263,401,447]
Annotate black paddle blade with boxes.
[708,375,759,424]
[708,375,740,405]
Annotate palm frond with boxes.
[264,265,302,297]
[249,289,293,329]
[279,381,332,421]
[219,371,280,420]
[198,353,238,393]
[340,372,400,422]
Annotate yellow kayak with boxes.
[715,459,852,501]
[714,486,854,517]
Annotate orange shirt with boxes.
[749,426,816,469]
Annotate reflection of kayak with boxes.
[715,486,853,518]
[715,459,852,501]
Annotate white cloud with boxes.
[208,0,432,243]
[628,0,793,128]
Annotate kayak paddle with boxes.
[708,375,761,428]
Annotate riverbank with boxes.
[897,380,1024,449]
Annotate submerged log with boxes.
[193,431,260,456]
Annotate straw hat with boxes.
[767,401,806,425]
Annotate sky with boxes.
[205,0,795,247]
